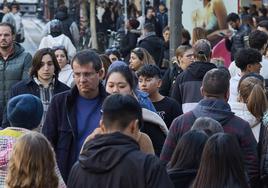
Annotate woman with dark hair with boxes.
[129,47,155,72]
[2,48,70,129]
[105,64,168,156]
[192,133,249,188]
[53,46,73,87]
[167,130,208,188]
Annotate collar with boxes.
[33,76,55,88]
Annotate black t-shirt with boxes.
[153,97,181,129]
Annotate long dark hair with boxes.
[168,130,208,170]
[30,48,60,79]
[192,133,249,188]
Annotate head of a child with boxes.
[137,64,162,97]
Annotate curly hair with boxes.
[5,132,58,188]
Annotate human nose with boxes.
[112,85,119,93]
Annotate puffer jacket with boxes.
[0,43,32,124]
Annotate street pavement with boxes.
[21,14,46,56]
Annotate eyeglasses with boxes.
[73,71,99,79]
[51,45,66,51]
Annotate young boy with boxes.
[137,64,182,128]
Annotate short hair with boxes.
[30,48,60,79]
[202,68,230,97]
[145,6,154,15]
[136,64,162,79]
[258,20,268,30]
[106,65,136,90]
[102,94,143,130]
[235,48,262,71]
[143,23,155,32]
[191,117,224,136]
[71,49,102,72]
[226,12,240,22]
[249,30,268,50]
[105,48,121,59]
[0,22,15,35]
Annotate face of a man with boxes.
[37,54,55,84]
[146,9,154,19]
[0,26,14,49]
[73,61,102,99]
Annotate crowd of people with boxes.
[1,1,268,188]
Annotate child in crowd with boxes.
[137,64,181,128]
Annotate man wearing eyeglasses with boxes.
[42,49,107,183]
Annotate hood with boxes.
[142,108,168,135]
[55,10,68,21]
[79,132,139,173]
[139,34,163,47]
[187,61,216,79]
[193,99,234,125]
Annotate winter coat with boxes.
[168,168,197,188]
[171,61,216,113]
[159,63,183,97]
[160,98,259,187]
[67,132,174,188]
[0,43,32,124]
[1,77,70,128]
[138,33,164,67]
[42,84,107,182]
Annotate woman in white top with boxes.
[39,19,76,59]
[229,73,268,141]
[53,46,73,87]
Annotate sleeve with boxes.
[159,68,171,96]
[145,155,174,188]
[170,75,183,108]
[225,37,232,52]
[67,162,80,188]
[160,117,180,162]
[22,53,32,79]
[70,22,80,47]
[171,99,183,120]
[65,38,77,59]
[42,96,59,149]
[240,122,260,188]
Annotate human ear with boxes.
[99,119,107,133]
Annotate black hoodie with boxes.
[171,61,217,113]
[67,132,174,188]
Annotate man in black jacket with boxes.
[138,23,164,68]
[43,50,107,182]
[67,94,174,188]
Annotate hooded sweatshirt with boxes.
[67,132,174,188]
[171,61,216,113]
[161,98,259,187]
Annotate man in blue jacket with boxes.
[42,49,107,182]
[161,68,259,188]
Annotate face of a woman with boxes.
[178,49,194,70]
[163,30,170,42]
[106,72,132,95]
[129,52,143,71]
[54,49,68,69]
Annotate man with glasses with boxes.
[43,50,107,183]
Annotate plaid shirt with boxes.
[0,128,66,188]
[33,77,54,131]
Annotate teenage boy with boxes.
[137,64,181,128]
